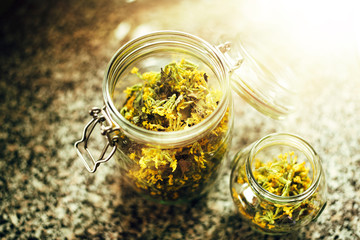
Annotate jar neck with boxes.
[245,133,323,204]
[103,31,230,148]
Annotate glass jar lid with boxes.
[219,37,297,119]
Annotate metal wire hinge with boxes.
[217,42,244,72]
[74,106,121,173]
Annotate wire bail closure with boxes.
[74,106,120,173]
[217,42,244,73]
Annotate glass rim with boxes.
[102,30,230,147]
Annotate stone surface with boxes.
[1,0,359,239]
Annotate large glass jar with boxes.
[230,133,327,234]
[75,31,296,204]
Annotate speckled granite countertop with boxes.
[1,0,360,239]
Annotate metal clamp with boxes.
[217,42,244,72]
[74,106,120,173]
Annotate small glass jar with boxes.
[230,133,327,234]
[75,31,296,204]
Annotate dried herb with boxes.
[120,59,221,132]
[118,59,229,202]
[253,152,311,197]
